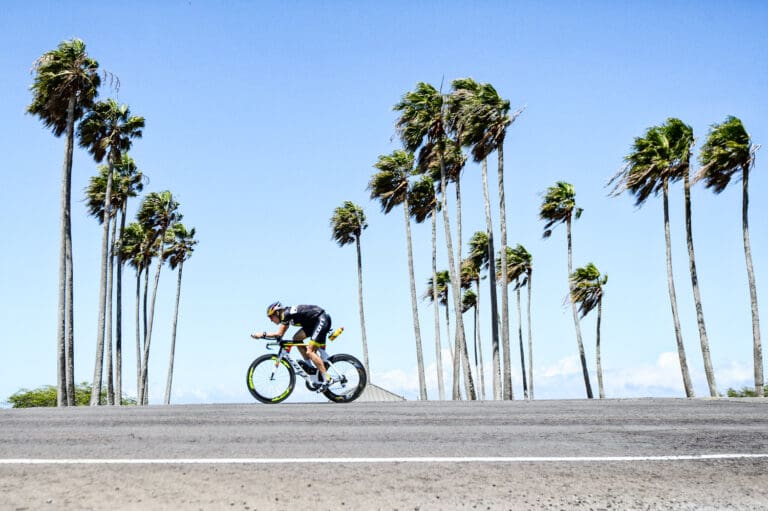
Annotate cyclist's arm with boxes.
[253,323,289,339]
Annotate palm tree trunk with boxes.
[481,158,501,400]
[57,96,77,407]
[402,201,427,400]
[432,213,445,400]
[355,237,370,375]
[453,179,467,399]
[459,316,476,400]
[91,160,115,406]
[526,270,534,400]
[567,217,593,399]
[115,203,127,405]
[135,268,142,403]
[452,314,461,399]
[65,227,75,405]
[165,261,184,405]
[516,283,528,399]
[475,280,486,400]
[683,172,717,396]
[596,297,604,399]
[742,166,763,397]
[105,215,117,405]
[497,145,512,400]
[662,180,694,397]
[141,231,168,405]
[440,154,474,401]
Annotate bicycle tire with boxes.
[246,354,296,404]
[322,353,367,403]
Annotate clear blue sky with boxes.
[1,1,767,404]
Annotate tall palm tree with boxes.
[120,222,153,399]
[500,244,534,400]
[330,201,370,374]
[84,165,121,404]
[416,140,473,398]
[110,156,145,405]
[448,79,502,400]
[668,119,718,397]
[27,39,101,406]
[137,191,180,405]
[369,150,427,400]
[448,79,523,400]
[394,82,475,400]
[697,116,763,397]
[609,121,695,398]
[571,263,608,399]
[409,175,445,399]
[78,99,144,405]
[163,223,197,405]
[541,181,593,399]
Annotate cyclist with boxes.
[251,301,333,390]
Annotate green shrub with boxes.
[6,382,137,407]
[726,383,768,398]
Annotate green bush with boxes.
[726,383,768,398]
[6,382,137,407]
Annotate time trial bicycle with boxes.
[246,332,367,404]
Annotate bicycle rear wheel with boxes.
[322,354,367,403]
[246,354,296,404]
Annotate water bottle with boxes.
[329,326,344,341]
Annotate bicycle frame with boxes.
[265,339,335,385]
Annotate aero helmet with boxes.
[266,301,282,317]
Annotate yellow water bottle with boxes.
[329,326,344,341]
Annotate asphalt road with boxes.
[1,398,767,510]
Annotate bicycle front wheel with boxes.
[322,354,367,403]
[246,354,296,404]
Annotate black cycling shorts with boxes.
[305,313,332,347]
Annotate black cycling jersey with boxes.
[278,304,332,345]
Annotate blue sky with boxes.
[1,0,767,404]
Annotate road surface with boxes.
[1,399,767,509]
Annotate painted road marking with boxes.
[0,454,767,464]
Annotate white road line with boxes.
[1,454,767,465]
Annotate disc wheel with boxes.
[322,354,367,403]
[246,354,296,404]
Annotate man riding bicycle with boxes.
[251,301,333,390]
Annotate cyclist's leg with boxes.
[306,314,331,377]
[292,329,309,360]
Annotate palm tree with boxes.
[84,165,121,404]
[394,82,475,400]
[163,223,197,405]
[423,269,454,397]
[416,141,473,398]
[78,99,145,405]
[449,79,501,400]
[469,232,492,399]
[697,116,763,397]
[409,175,445,400]
[330,201,370,374]
[609,121,695,398]
[27,39,101,406]
[120,222,154,399]
[461,258,485,400]
[541,181,593,399]
[499,244,534,400]
[448,78,523,400]
[369,150,427,400]
[571,263,608,399]
[136,191,180,405]
[668,119,718,397]
[110,156,145,405]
